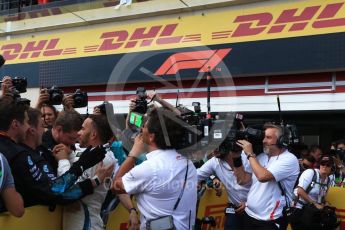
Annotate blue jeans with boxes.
[224,212,245,230]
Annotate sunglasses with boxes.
[320,162,332,167]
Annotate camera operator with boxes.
[197,149,251,230]
[122,91,180,154]
[112,107,197,230]
[234,123,299,230]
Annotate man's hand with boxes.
[235,202,246,214]
[63,94,74,111]
[36,88,50,109]
[314,203,324,210]
[128,210,140,230]
[147,91,161,102]
[1,76,13,96]
[236,140,254,155]
[213,178,222,197]
[95,161,115,183]
[53,144,72,160]
[129,99,136,112]
[129,133,146,158]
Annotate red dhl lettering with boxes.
[1,39,63,61]
[98,24,183,51]
[203,204,227,230]
[232,2,345,37]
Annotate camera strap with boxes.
[172,159,189,212]
[277,181,291,208]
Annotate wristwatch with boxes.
[129,208,138,214]
[247,153,256,160]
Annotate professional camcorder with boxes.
[133,87,148,114]
[48,86,63,105]
[72,89,88,108]
[179,109,264,156]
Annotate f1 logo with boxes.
[154,48,231,76]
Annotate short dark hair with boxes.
[335,139,345,148]
[304,155,316,163]
[309,145,322,153]
[0,96,28,131]
[27,108,42,128]
[88,114,113,144]
[146,107,185,150]
[54,110,83,133]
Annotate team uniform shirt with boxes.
[197,153,251,206]
[122,149,197,230]
[0,153,15,212]
[0,153,14,192]
[60,146,117,230]
[0,135,93,207]
[294,169,333,209]
[245,150,299,221]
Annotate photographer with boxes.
[1,76,13,97]
[122,91,180,153]
[234,123,299,230]
[36,87,75,112]
[112,107,197,230]
[197,149,251,230]
[291,155,336,230]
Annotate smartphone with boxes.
[129,112,143,128]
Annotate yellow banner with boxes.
[2,0,345,64]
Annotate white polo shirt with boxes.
[122,149,197,230]
[197,153,251,206]
[294,169,333,209]
[245,150,299,221]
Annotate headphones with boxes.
[276,125,290,148]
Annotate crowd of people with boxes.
[0,75,344,230]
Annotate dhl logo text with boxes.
[1,39,64,61]
[231,2,345,37]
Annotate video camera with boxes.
[72,89,88,108]
[133,87,147,114]
[179,109,264,156]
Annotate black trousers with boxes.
[243,212,287,230]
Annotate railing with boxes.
[0,0,150,22]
